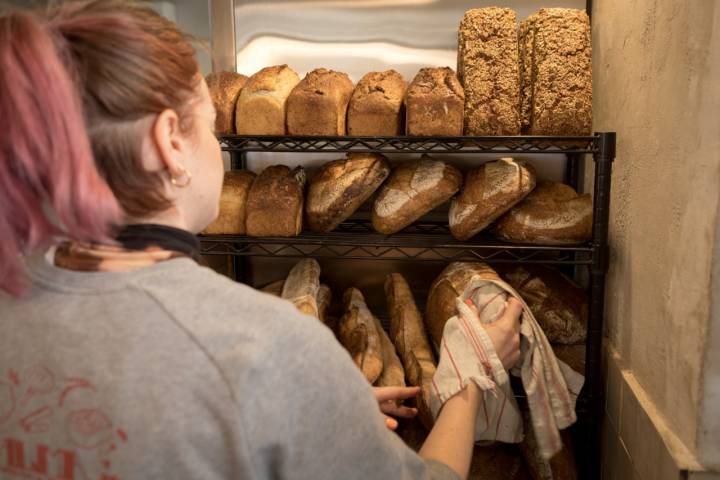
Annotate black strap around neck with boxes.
[116,224,204,264]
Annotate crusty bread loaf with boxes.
[450,158,536,241]
[373,315,406,388]
[202,170,256,235]
[526,9,592,135]
[494,181,592,245]
[552,344,585,375]
[347,70,407,136]
[519,14,539,133]
[372,155,462,234]
[385,273,437,429]
[235,65,300,135]
[405,67,464,136]
[260,279,284,297]
[281,259,321,318]
[426,262,497,349]
[316,284,332,324]
[286,68,354,135]
[245,165,305,237]
[306,153,390,232]
[205,71,248,134]
[458,8,521,135]
[338,288,384,384]
[500,265,587,344]
[521,410,578,480]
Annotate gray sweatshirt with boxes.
[0,254,458,480]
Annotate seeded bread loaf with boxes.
[245,165,306,237]
[305,153,390,232]
[524,9,592,135]
[519,14,539,133]
[235,64,300,135]
[458,7,521,135]
[347,70,407,136]
[494,181,592,245]
[281,259,321,318]
[500,265,587,344]
[405,67,464,136]
[202,170,256,235]
[338,288,384,384]
[385,273,437,429]
[450,158,536,241]
[372,155,462,234]
[286,68,354,135]
[205,71,248,134]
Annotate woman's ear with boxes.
[150,108,186,177]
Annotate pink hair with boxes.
[0,11,122,296]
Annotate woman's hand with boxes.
[373,386,420,430]
[477,297,523,370]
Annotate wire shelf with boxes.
[218,134,598,154]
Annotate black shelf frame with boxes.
[202,132,615,479]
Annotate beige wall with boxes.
[592,0,719,467]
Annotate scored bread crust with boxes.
[338,288,384,384]
[281,258,321,318]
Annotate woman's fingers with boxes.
[384,415,398,430]
[380,401,419,418]
[373,386,421,403]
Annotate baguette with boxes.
[385,273,436,429]
[281,259,321,318]
[338,288,384,384]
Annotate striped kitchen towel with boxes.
[429,268,584,460]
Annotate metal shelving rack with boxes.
[200,132,615,479]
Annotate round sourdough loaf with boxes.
[347,70,407,136]
[372,155,462,234]
[202,170,256,235]
[449,157,536,241]
[500,265,587,344]
[205,71,248,134]
[245,165,305,237]
[305,153,390,232]
[494,181,592,245]
[286,68,354,135]
[235,64,300,135]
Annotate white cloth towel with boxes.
[429,276,584,460]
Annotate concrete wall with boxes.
[592,0,720,475]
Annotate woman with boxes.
[0,2,522,479]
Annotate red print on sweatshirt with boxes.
[0,364,126,480]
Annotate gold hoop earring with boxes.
[171,165,192,188]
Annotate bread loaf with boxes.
[525,9,592,135]
[458,8,521,135]
[338,288,384,384]
[306,153,390,232]
[281,259,321,318]
[552,344,585,375]
[205,71,248,134]
[449,158,536,241]
[235,64,300,135]
[260,279,284,296]
[316,284,332,324]
[245,165,305,237]
[426,262,497,349]
[494,181,592,245]
[202,170,256,235]
[520,410,578,480]
[286,68,354,135]
[519,14,539,133]
[373,315,406,388]
[385,273,437,429]
[347,70,407,136]
[405,67,464,136]
[372,155,462,234]
[500,265,587,344]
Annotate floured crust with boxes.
[338,288,384,384]
[306,153,390,232]
[235,64,300,135]
[372,155,462,234]
[206,71,248,134]
[494,181,592,245]
[458,7,521,135]
[286,68,354,135]
[281,258,321,318]
[245,165,306,237]
[348,70,407,136]
[202,170,256,235]
[406,67,464,136]
[449,158,536,241]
